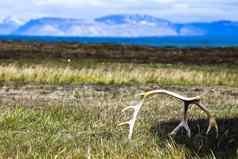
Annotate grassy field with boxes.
[0,45,238,159]
[0,59,238,86]
[0,84,238,159]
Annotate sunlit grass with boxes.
[0,104,208,159]
[0,60,237,86]
[0,59,237,158]
[0,85,237,159]
[0,103,175,159]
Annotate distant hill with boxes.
[0,17,22,35]
[95,14,171,25]
[2,14,238,37]
[13,17,86,36]
[177,21,238,36]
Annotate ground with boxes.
[0,43,238,159]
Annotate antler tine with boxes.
[169,102,191,138]
[195,102,218,137]
[119,99,145,140]
[122,106,136,112]
[169,120,191,137]
[118,121,130,126]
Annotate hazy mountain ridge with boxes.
[1,14,238,37]
[0,17,23,35]
[95,14,171,26]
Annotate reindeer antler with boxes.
[119,98,145,140]
[119,89,218,140]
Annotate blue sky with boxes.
[1,0,238,22]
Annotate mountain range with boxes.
[0,14,238,37]
[0,17,24,35]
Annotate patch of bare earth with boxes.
[0,84,237,107]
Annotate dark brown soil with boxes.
[0,41,238,64]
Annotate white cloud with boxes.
[0,0,238,22]
[34,0,86,6]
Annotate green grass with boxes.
[0,86,237,159]
[0,103,205,159]
[0,59,237,158]
[0,59,238,86]
[0,103,185,159]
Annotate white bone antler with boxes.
[119,99,145,140]
[119,89,218,140]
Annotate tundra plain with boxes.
[0,42,237,159]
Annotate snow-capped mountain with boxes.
[95,14,171,26]
[0,17,23,35]
[13,15,178,36]
[2,14,238,37]
[13,17,86,36]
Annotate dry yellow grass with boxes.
[0,62,237,86]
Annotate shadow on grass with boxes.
[151,118,238,159]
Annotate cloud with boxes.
[0,0,238,22]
